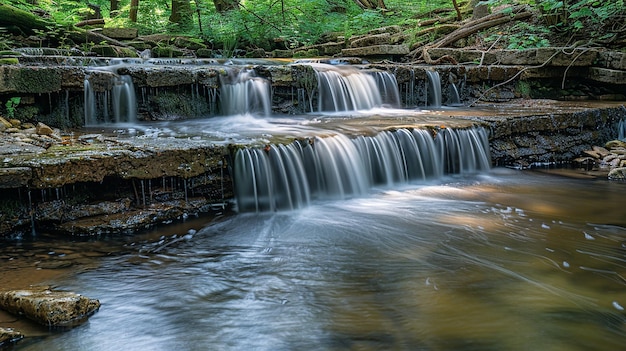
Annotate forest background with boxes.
[1,0,624,57]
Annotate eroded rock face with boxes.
[0,287,100,327]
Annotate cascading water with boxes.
[618,118,626,140]
[426,70,442,108]
[309,63,401,112]
[220,68,272,116]
[84,73,137,125]
[234,126,491,212]
[448,83,462,106]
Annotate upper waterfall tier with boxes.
[308,63,401,112]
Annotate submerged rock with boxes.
[0,287,100,327]
[0,327,23,346]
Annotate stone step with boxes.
[341,44,409,58]
[588,67,626,84]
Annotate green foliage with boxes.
[4,97,21,119]
[505,22,550,49]
[482,0,624,47]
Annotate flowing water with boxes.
[2,169,626,351]
[3,59,626,350]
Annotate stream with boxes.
[2,168,625,351]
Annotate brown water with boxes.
[2,168,625,351]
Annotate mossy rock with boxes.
[174,37,206,50]
[117,47,139,58]
[91,44,119,57]
[196,48,213,58]
[293,49,320,58]
[126,41,153,50]
[245,48,266,58]
[272,49,293,58]
[152,46,185,58]
[0,58,19,65]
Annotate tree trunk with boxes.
[130,0,139,22]
[0,2,53,35]
[451,0,462,20]
[170,0,192,25]
[110,0,119,17]
[354,0,386,10]
[213,0,239,13]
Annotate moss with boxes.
[516,80,531,98]
[0,58,19,65]
[293,49,319,58]
[16,67,62,93]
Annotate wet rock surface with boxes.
[0,287,100,327]
[574,140,626,179]
[0,327,23,346]
[0,123,232,237]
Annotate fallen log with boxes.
[75,18,106,27]
[67,28,133,49]
[409,5,533,61]
[432,9,532,48]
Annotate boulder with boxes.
[0,288,100,327]
[0,116,11,129]
[36,122,54,136]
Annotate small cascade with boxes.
[112,75,137,123]
[309,63,401,112]
[84,74,137,125]
[220,68,271,116]
[234,127,491,212]
[448,83,462,106]
[618,118,626,140]
[426,70,442,108]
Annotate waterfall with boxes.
[84,78,97,125]
[426,70,442,108]
[234,127,491,212]
[310,63,400,112]
[84,74,137,125]
[448,83,462,106]
[618,118,626,141]
[112,75,137,123]
[220,68,272,116]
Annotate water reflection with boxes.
[5,169,626,351]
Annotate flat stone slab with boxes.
[599,51,626,70]
[0,288,100,327]
[342,44,409,57]
[102,27,138,40]
[424,48,599,67]
[588,67,626,84]
[0,167,32,188]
